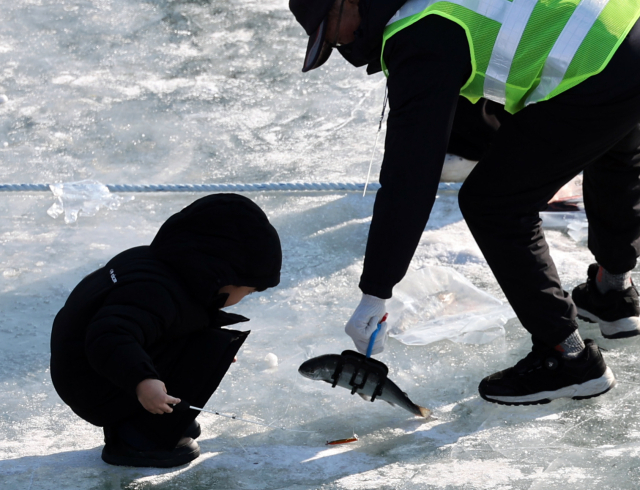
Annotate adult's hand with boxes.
[345,294,388,355]
[136,379,181,414]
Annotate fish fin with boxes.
[358,393,371,402]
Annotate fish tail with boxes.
[417,405,431,418]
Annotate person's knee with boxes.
[459,180,520,234]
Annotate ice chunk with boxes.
[47,180,134,224]
[387,266,514,345]
[567,220,589,244]
[540,210,588,245]
[264,353,278,368]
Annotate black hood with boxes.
[150,194,282,306]
[337,0,408,74]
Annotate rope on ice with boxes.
[0,182,463,193]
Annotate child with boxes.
[50,193,282,468]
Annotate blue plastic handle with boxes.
[366,323,382,358]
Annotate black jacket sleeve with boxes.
[359,15,472,299]
[84,282,178,395]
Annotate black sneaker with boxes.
[572,263,640,339]
[478,339,615,406]
[101,433,200,468]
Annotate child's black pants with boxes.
[75,328,247,451]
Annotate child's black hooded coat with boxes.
[50,194,281,443]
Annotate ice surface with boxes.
[2,0,640,489]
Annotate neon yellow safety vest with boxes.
[382,0,640,114]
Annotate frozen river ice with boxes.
[2,0,640,489]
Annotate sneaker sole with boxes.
[480,367,616,406]
[576,308,640,339]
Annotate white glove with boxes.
[345,294,388,355]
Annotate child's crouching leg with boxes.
[110,328,249,448]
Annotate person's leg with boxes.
[458,82,640,404]
[460,97,640,345]
[569,125,640,338]
[584,125,640,273]
[131,328,250,450]
[97,328,248,466]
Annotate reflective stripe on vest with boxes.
[485,0,537,104]
[525,0,609,105]
[389,0,514,31]
[389,0,539,104]
[384,0,639,113]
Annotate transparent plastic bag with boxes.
[387,266,513,346]
[47,180,134,224]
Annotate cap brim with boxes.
[302,18,333,72]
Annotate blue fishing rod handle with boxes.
[366,323,382,358]
[366,313,388,358]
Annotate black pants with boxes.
[74,328,248,451]
[458,21,640,347]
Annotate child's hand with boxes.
[136,379,181,414]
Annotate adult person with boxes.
[289,0,640,405]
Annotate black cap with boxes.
[289,0,336,72]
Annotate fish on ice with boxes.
[298,350,431,418]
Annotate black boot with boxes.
[101,424,200,468]
[183,419,201,440]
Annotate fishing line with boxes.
[229,433,249,454]
[363,84,389,197]
[187,405,317,434]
